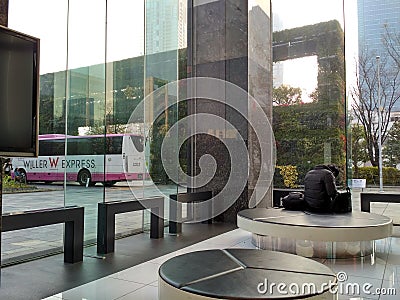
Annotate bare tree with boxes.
[350,122,368,173]
[383,24,400,68]
[351,51,400,166]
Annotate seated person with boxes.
[304,164,339,213]
[14,168,25,183]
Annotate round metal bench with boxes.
[237,208,393,258]
[159,249,337,299]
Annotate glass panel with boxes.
[3,0,68,264]
[105,0,145,237]
[248,0,273,207]
[65,0,106,245]
[3,0,186,264]
[127,0,187,230]
[350,0,400,189]
[272,0,346,188]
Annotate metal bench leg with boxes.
[64,214,84,263]
[169,199,182,234]
[361,199,371,212]
[97,204,116,254]
[150,205,164,239]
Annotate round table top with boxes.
[237,208,393,242]
[159,249,336,299]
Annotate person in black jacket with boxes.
[304,164,339,212]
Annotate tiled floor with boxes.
[43,228,400,300]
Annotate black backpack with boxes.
[332,187,352,213]
[282,192,305,210]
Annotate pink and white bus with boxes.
[11,133,146,186]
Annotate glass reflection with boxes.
[4,0,68,264]
[272,0,346,188]
[105,0,145,238]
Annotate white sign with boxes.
[352,179,366,188]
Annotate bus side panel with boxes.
[11,156,64,182]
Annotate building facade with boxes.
[358,0,400,112]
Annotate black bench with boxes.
[361,192,400,212]
[159,249,337,299]
[169,191,213,234]
[2,206,84,263]
[97,197,164,254]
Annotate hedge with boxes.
[353,167,400,186]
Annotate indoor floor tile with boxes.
[43,227,400,300]
[109,261,160,285]
[116,285,158,300]
[58,277,145,300]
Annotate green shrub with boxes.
[353,167,400,186]
[2,175,29,189]
[274,165,299,188]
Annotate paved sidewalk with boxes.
[1,186,400,264]
[1,183,179,264]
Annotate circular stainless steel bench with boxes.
[237,208,393,258]
[159,249,337,299]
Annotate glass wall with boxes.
[3,0,186,264]
[2,0,352,265]
[3,0,69,265]
[271,0,347,188]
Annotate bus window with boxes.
[106,136,123,155]
[130,135,144,153]
[91,137,105,155]
[39,139,65,156]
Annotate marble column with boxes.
[0,0,8,26]
[0,0,7,281]
[187,0,273,223]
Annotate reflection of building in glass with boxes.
[145,0,187,55]
[358,0,400,55]
[272,20,346,184]
[273,62,284,87]
[39,50,187,135]
[68,97,95,128]
[358,0,400,112]
[273,13,284,31]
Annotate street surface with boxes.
[1,181,182,264]
[1,184,399,265]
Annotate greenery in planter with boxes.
[273,20,346,186]
[273,101,346,186]
[276,165,299,188]
[2,175,31,190]
[353,166,400,186]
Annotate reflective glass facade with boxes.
[358,0,400,55]
[1,0,349,266]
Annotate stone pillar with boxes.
[0,0,7,282]
[0,156,2,283]
[0,0,8,26]
[187,0,273,223]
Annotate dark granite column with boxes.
[0,156,2,283]
[0,0,7,283]
[187,0,272,223]
[0,0,8,26]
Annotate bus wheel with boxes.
[78,169,91,186]
[20,169,27,184]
